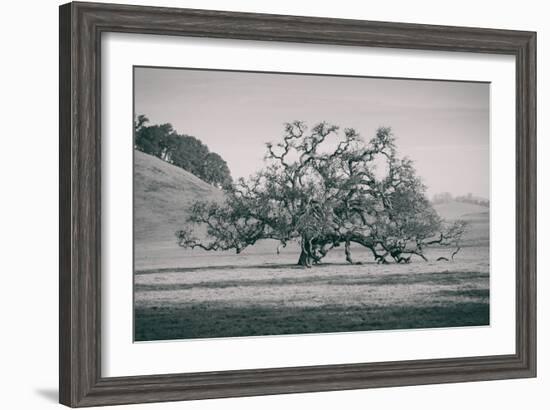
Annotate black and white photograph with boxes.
[133,67,490,342]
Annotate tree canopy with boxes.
[176,121,466,267]
[134,115,232,188]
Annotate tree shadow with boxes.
[135,261,379,275]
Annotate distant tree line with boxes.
[134,115,232,188]
[432,192,489,207]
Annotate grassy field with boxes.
[134,151,490,341]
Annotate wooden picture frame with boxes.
[59,1,536,407]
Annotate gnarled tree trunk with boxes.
[345,240,354,264]
[297,237,314,267]
[297,249,313,267]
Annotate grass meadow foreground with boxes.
[134,245,489,341]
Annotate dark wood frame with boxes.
[59,1,536,407]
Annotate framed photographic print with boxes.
[59,1,536,407]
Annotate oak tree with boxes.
[176,122,465,267]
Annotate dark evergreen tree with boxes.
[134,115,232,187]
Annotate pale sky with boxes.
[134,66,490,198]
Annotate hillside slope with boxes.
[134,150,224,246]
[433,201,489,247]
[433,200,489,220]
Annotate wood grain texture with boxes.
[59,1,537,407]
[59,3,73,405]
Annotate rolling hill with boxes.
[433,200,489,220]
[433,200,489,247]
[134,150,224,247]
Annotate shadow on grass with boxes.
[135,262,365,275]
[135,302,489,342]
[135,271,488,292]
